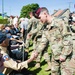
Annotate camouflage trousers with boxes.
[61,40,75,75]
[51,55,71,75]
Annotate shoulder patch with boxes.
[3,55,10,61]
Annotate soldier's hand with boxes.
[30,51,38,60]
[27,51,38,63]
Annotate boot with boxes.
[45,61,51,71]
[35,63,40,68]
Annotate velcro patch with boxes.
[3,55,9,61]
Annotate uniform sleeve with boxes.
[60,19,73,59]
[3,59,28,70]
[2,53,28,71]
[36,31,49,53]
[29,22,42,35]
[27,19,33,33]
[29,27,39,35]
[61,34,73,59]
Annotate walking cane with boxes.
[22,41,25,61]
[22,30,28,61]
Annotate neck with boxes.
[47,15,53,24]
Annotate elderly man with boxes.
[0,32,37,75]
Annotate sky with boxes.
[0,0,75,16]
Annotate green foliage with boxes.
[0,16,3,19]
[0,19,8,24]
[20,3,39,18]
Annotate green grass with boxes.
[28,41,51,75]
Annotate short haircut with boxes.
[40,7,49,14]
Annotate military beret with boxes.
[0,32,7,44]
[35,8,42,16]
[33,7,42,19]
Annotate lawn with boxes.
[28,41,51,75]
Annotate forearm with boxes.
[61,34,73,58]
[26,58,34,64]
[4,59,28,70]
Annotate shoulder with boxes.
[53,17,68,27]
[55,17,68,23]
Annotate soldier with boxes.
[27,10,51,71]
[0,32,38,75]
[25,11,39,51]
[60,12,75,75]
[35,7,72,75]
[27,19,51,71]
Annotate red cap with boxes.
[36,8,42,16]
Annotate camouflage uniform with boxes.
[32,22,51,71]
[29,21,43,50]
[28,19,50,66]
[25,16,39,49]
[37,18,72,75]
[60,24,75,75]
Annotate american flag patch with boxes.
[3,55,9,61]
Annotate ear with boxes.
[44,12,47,17]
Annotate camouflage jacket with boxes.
[44,18,72,60]
[27,16,39,33]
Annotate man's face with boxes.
[39,11,47,24]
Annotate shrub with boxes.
[0,19,8,24]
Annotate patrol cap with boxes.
[0,32,7,44]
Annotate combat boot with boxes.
[35,63,40,68]
[45,61,51,71]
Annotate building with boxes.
[52,8,70,19]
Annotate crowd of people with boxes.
[0,7,75,75]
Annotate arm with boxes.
[59,20,73,61]
[29,23,42,35]
[60,34,72,61]
[3,51,38,71]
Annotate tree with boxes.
[20,3,39,18]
